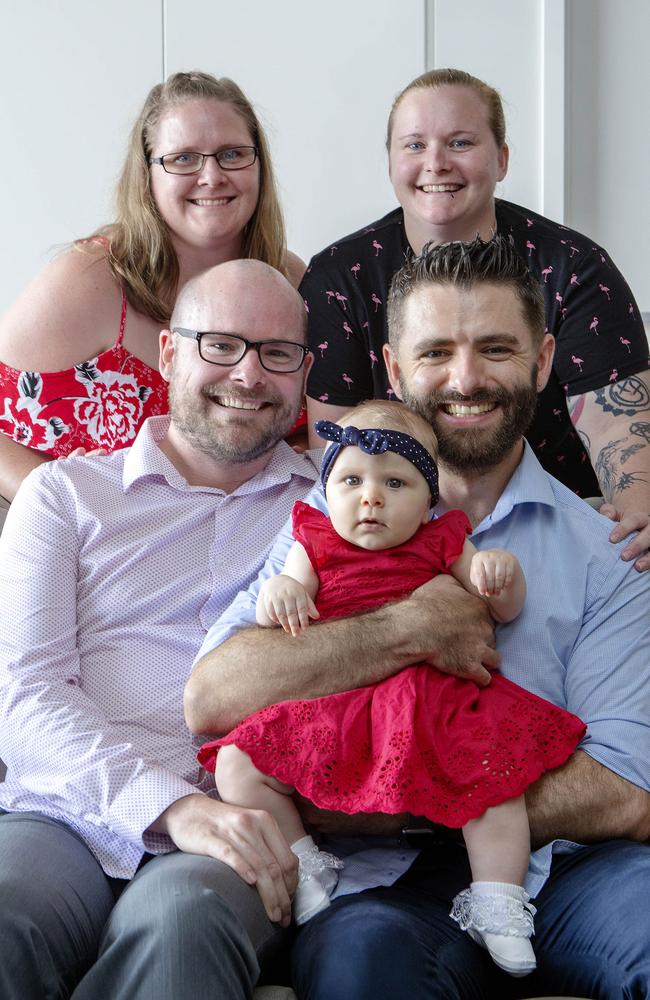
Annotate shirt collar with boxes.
[435,441,556,535]
[122,415,320,495]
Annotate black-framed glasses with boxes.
[173,329,309,373]
[149,147,258,174]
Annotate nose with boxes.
[360,483,384,508]
[197,154,227,185]
[424,142,451,174]
[446,351,485,397]
[227,346,267,387]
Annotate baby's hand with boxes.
[257,575,320,637]
[470,549,516,598]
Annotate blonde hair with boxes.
[338,399,439,460]
[386,67,507,152]
[84,71,287,323]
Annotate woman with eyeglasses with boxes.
[0,71,304,504]
[301,68,650,571]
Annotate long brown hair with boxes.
[84,71,287,323]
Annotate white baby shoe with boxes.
[291,835,344,926]
[450,880,537,977]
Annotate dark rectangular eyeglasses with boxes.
[173,329,308,373]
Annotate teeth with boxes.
[420,184,461,193]
[191,198,231,206]
[445,402,495,416]
[210,396,263,410]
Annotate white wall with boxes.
[1,0,648,316]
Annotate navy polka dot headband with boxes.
[316,419,439,506]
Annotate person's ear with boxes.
[497,143,509,182]
[301,351,314,388]
[159,329,175,382]
[383,344,404,399]
[535,333,555,392]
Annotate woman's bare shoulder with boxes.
[0,241,124,370]
[285,249,307,289]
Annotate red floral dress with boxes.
[0,290,168,456]
[198,502,586,828]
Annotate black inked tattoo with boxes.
[630,421,650,445]
[594,436,649,499]
[594,376,650,417]
[595,439,625,498]
[616,470,648,492]
[620,443,645,463]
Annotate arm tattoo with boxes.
[595,436,649,499]
[594,377,650,417]
[630,421,650,445]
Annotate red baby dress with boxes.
[198,501,586,826]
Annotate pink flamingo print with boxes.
[552,408,562,418]
[541,265,553,283]
[342,322,353,339]
[526,218,534,227]
[386,388,395,399]
[371,293,382,312]
[317,341,328,357]
[335,292,348,311]
[351,263,361,279]
[589,316,599,336]
[620,337,631,353]
[572,355,584,373]
[325,290,335,304]
[342,373,354,390]
[330,246,338,255]
[369,350,378,366]
[609,369,619,382]
[318,393,329,402]
[555,292,563,306]
[628,302,635,317]
[598,284,611,300]
[526,241,535,255]
[362,321,369,331]
[372,240,383,256]
[570,273,581,286]
[569,245,579,257]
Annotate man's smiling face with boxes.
[162,263,311,466]
[384,281,554,474]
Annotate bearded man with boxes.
[187,238,650,1000]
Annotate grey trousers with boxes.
[0,811,288,999]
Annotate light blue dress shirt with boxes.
[197,443,650,897]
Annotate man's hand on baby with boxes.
[470,549,516,597]
[150,794,298,926]
[260,575,320,636]
[406,576,499,686]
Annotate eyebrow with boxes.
[411,332,522,351]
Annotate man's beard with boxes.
[400,369,539,474]
[168,380,300,465]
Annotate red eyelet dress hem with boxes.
[198,502,586,828]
